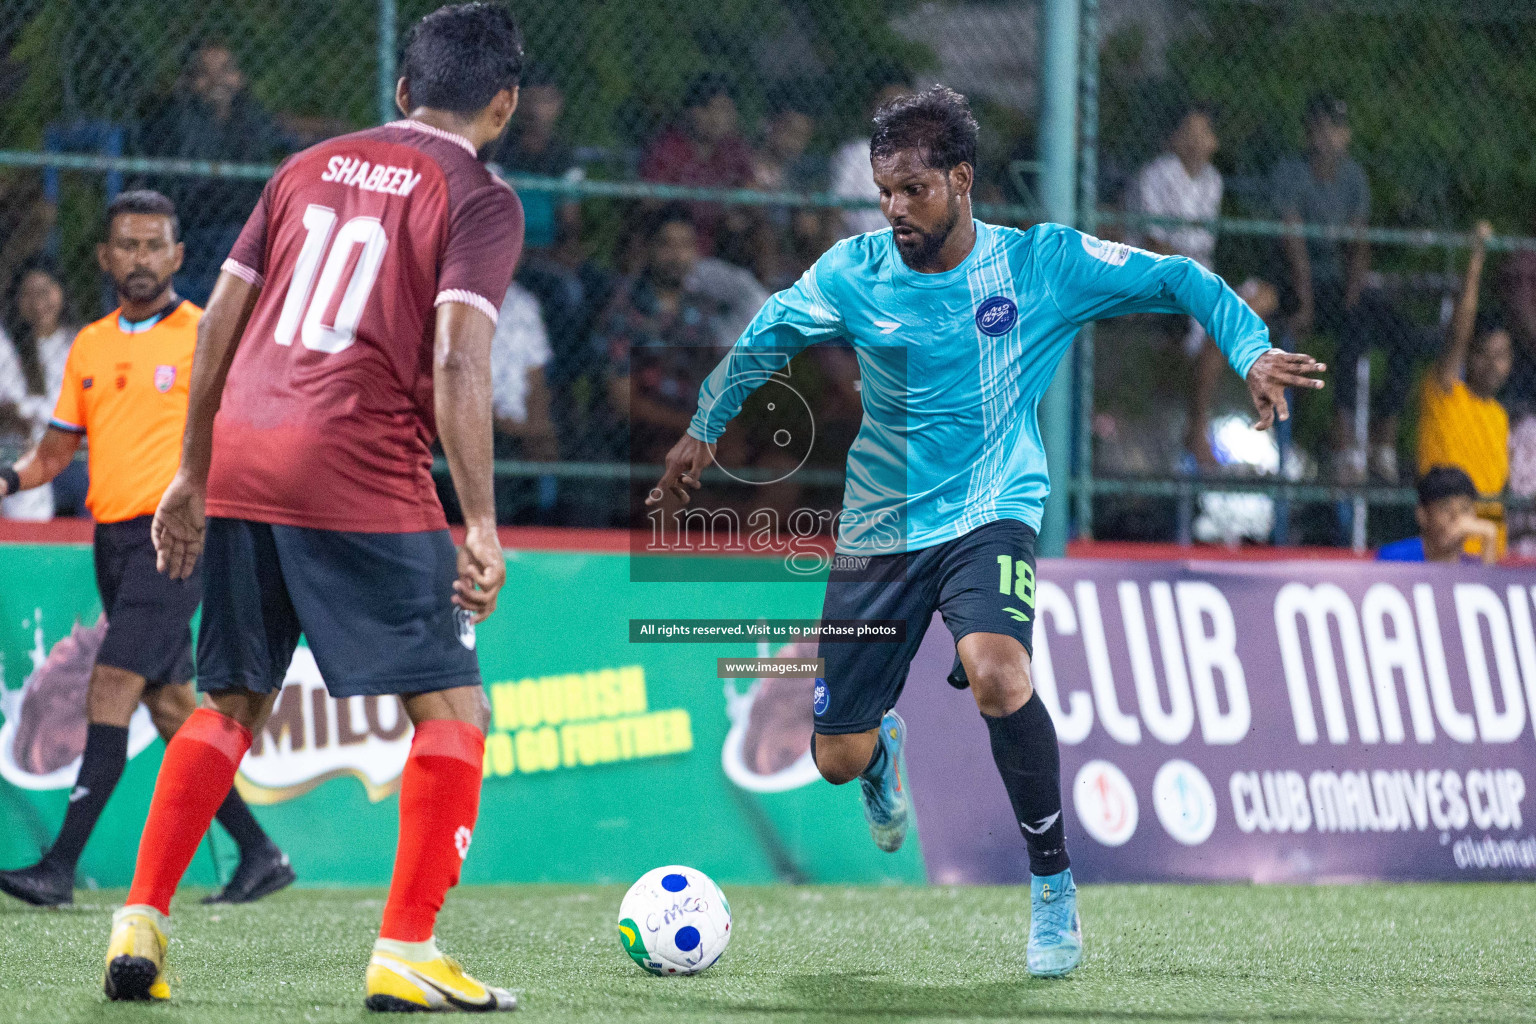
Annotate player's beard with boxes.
[116,268,173,304]
[892,200,961,270]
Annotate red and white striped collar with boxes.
[391,119,478,158]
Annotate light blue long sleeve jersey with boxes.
[687,220,1271,555]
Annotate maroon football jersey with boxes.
[206,120,524,532]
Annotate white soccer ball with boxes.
[617,865,732,975]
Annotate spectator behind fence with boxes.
[1498,217,1536,418]
[744,93,836,291]
[0,172,54,308]
[490,282,559,523]
[830,78,912,237]
[594,209,768,463]
[0,261,75,520]
[754,96,821,196]
[492,63,581,251]
[1272,93,1421,483]
[1128,102,1226,467]
[640,73,755,255]
[137,41,293,306]
[514,205,615,437]
[1416,220,1509,556]
[1378,466,1497,564]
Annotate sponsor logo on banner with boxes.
[1073,759,1138,846]
[905,564,1536,884]
[0,612,158,792]
[1153,759,1218,845]
[235,647,414,804]
[721,642,823,793]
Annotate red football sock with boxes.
[126,708,252,915]
[380,719,485,943]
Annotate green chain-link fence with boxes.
[2,0,1534,546]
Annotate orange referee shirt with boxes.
[50,301,199,524]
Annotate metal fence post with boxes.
[1038,0,1080,558]
[378,0,398,126]
[1073,0,1099,541]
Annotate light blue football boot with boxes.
[1027,868,1082,977]
[858,710,910,852]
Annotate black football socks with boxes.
[213,786,276,855]
[40,722,129,873]
[984,692,1070,876]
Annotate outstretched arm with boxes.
[153,271,260,579]
[650,257,846,506]
[1039,225,1325,430]
[1436,221,1492,392]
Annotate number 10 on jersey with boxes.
[275,203,390,354]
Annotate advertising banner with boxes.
[903,560,1536,885]
[4,542,1532,887]
[0,542,923,888]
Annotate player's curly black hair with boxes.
[869,84,979,173]
[400,2,524,116]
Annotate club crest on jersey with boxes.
[975,296,1018,336]
[1081,233,1133,266]
[154,365,176,393]
[454,607,477,651]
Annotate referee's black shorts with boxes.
[93,515,201,686]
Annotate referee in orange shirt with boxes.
[0,191,292,907]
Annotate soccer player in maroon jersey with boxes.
[102,5,527,1011]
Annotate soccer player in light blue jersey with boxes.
[650,86,1325,977]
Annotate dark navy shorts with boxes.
[197,518,482,699]
[94,516,201,686]
[814,518,1037,735]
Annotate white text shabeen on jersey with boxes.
[319,156,423,197]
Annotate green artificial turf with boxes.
[0,883,1532,1023]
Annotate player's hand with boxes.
[1457,513,1500,566]
[1247,349,1326,431]
[454,522,505,624]
[647,433,716,506]
[152,472,207,580]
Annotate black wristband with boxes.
[0,465,19,497]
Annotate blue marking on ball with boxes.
[674,925,701,952]
[662,873,688,892]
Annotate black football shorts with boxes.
[813,518,1038,735]
[196,517,482,699]
[93,515,201,686]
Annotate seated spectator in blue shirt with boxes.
[1378,466,1499,564]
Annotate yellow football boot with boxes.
[103,904,170,1001]
[365,938,518,1013]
